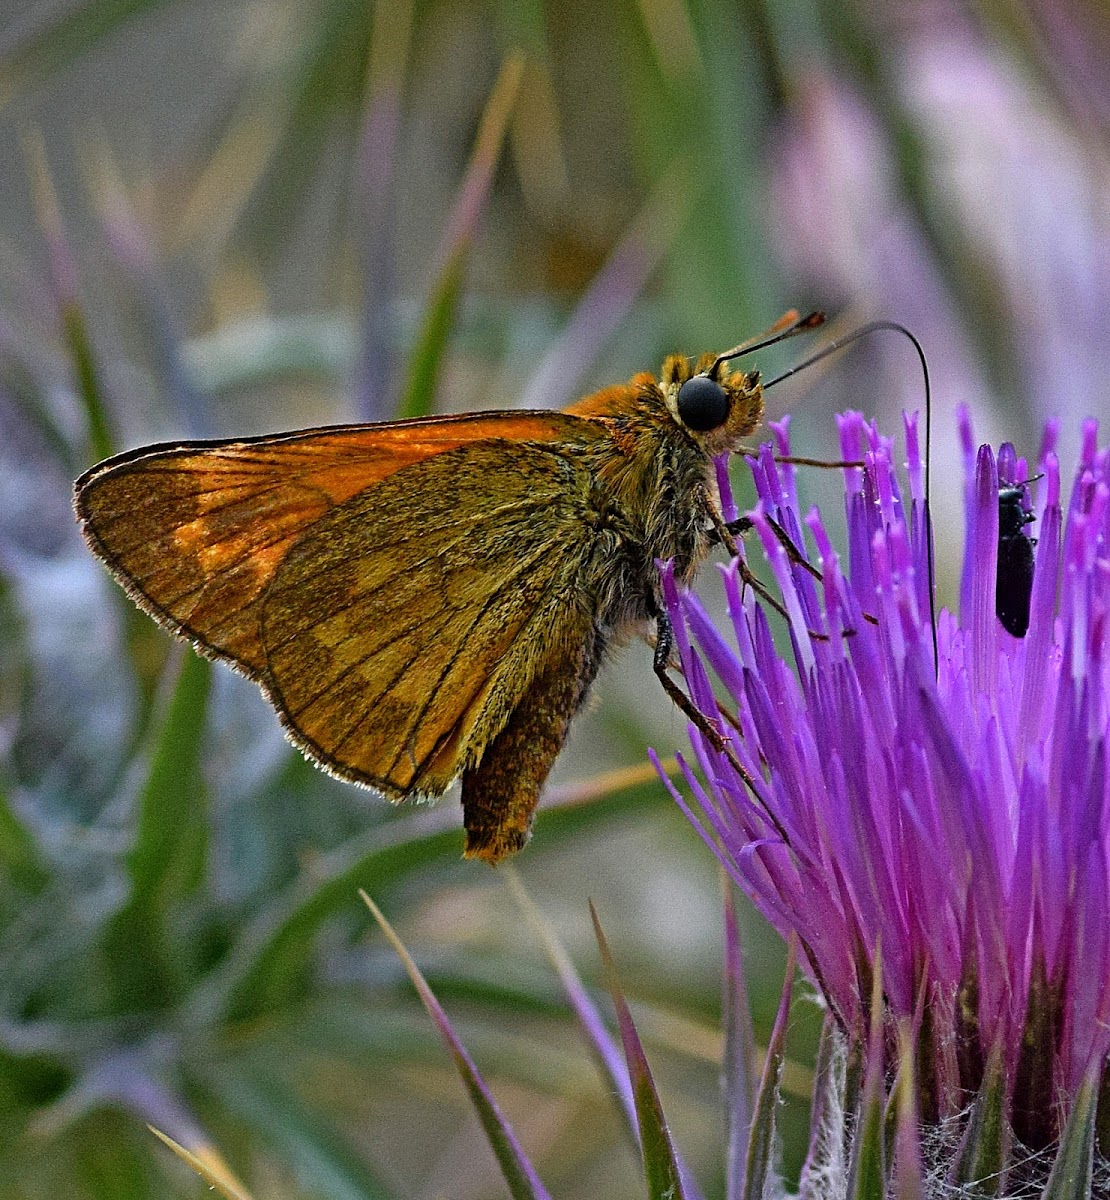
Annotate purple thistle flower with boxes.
[656,408,1110,1174]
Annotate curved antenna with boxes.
[709,310,826,375]
[765,320,938,677]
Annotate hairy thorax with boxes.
[575,409,718,636]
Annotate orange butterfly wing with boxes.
[257,438,607,798]
[74,411,602,678]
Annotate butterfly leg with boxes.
[652,610,725,746]
[706,502,856,638]
[651,608,791,843]
[462,627,603,865]
[706,515,754,545]
[701,501,807,628]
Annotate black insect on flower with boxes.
[995,459,1038,638]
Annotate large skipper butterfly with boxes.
[75,311,823,862]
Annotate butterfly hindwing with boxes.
[258,439,605,800]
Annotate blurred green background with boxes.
[0,1,1106,1196]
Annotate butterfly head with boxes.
[660,351,764,456]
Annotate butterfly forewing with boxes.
[258,441,603,796]
[74,412,598,676]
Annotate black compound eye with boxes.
[677,374,729,432]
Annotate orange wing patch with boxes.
[75,411,604,677]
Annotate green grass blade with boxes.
[505,867,640,1152]
[396,50,524,418]
[396,249,466,419]
[88,151,213,436]
[743,936,796,1200]
[0,342,78,474]
[101,649,211,1011]
[353,0,412,421]
[501,868,633,1137]
[62,297,114,463]
[125,649,211,902]
[29,133,171,698]
[232,0,374,261]
[200,811,465,1023]
[0,775,48,894]
[505,867,706,1200]
[493,1,568,219]
[617,0,782,351]
[722,881,756,1200]
[892,1024,926,1200]
[68,1112,163,1199]
[148,1126,254,1200]
[590,901,690,1200]
[361,891,554,1200]
[27,132,114,462]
